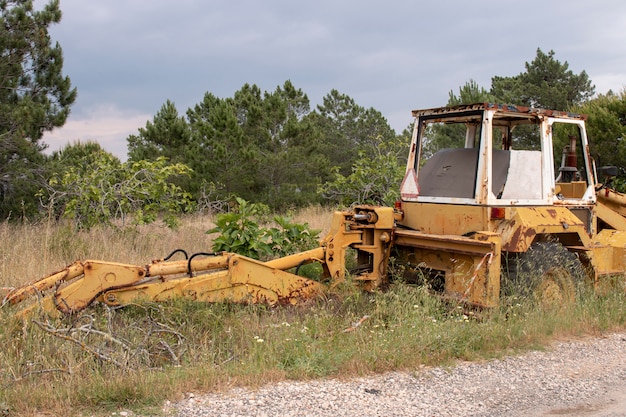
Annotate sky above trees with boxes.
[40,0,626,159]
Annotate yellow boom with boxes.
[3,206,396,317]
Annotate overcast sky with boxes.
[41,0,626,160]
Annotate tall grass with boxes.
[0,211,625,416]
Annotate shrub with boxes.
[207,198,320,260]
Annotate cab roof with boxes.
[411,103,588,122]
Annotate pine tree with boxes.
[0,0,76,219]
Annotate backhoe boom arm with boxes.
[3,206,396,317]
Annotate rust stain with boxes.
[503,227,536,252]
[413,103,586,121]
[505,228,523,251]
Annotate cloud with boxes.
[33,0,626,162]
[42,105,150,161]
[592,74,626,96]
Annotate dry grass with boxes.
[0,208,625,417]
[0,207,332,290]
[290,205,334,236]
[0,213,217,289]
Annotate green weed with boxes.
[207,197,320,260]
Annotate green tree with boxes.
[139,81,331,210]
[49,140,110,166]
[207,197,320,260]
[126,83,396,209]
[186,91,259,201]
[127,100,191,162]
[490,49,595,150]
[243,81,329,207]
[574,90,626,170]
[490,48,594,109]
[447,79,496,105]
[0,0,76,219]
[308,89,396,177]
[319,135,405,207]
[127,100,197,195]
[44,140,112,219]
[45,144,193,229]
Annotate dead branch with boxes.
[32,319,128,368]
[2,366,72,390]
[158,340,181,365]
[11,367,72,383]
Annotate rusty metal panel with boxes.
[597,187,626,222]
[596,202,626,230]
[412,103,587,121]
[395,229,493,256]
[55,261,146,314]
[394,229,501,307]
[399,202,489,235]
[497,206,592,252]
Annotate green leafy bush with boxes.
[207,198,273,259]
[44,152,194,229]
[318,135,405,207]
[207,198,319,260]
[268,215,319,255]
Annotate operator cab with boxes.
[400,103,596,207]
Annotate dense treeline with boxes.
[2,0,626,226]
[125,84,398,211]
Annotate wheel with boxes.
[502,241,585,306]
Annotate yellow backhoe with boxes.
[4,103,626,316]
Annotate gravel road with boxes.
[163,332,626,417]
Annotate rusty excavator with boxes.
[4,103,626,317]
